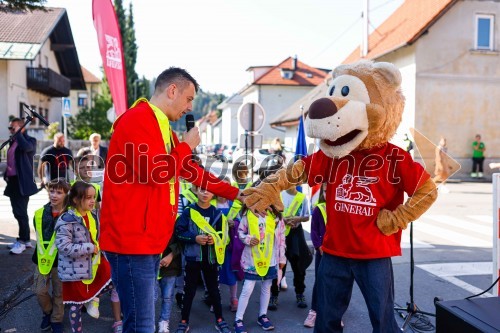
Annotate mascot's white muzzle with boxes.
[305,97,369,158]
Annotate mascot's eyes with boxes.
[341,86,350,97]
[329,85,335,96]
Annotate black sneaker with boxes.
[40,313,51,331]
[268,296,278,311]
[175,292,184,309]
[296,294,308,308]
[176,321,190,333]
[51,322,64,333]
[215,319,232,333]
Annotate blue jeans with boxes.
[314,254,400,333]
[159,276,176,322]
[310,250,323,311]
[105,252,160,333]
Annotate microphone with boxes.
[23,103,50,126]
[185,114,196,162]
[185,114,195,132]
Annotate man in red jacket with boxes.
[100,67,241,333]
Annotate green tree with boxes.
[45,122,60,139]
[114,0,149,105]
[0,0,46,12]
[171,90,226,133]
[68,83,113,140]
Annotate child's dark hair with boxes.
[47,177,71,193]
[66,181,94,212]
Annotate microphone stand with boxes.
[393,221,435,330]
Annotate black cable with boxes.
[311,17,362,61]
[371,0,400,12]
[394,302,434,333]
[465,276,500,300]
[0,292,35,318]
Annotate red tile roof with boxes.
[0,7,64,43]
[343,0,455,63]
[253,57,328,86]
[81,66,101,84]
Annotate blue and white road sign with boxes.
[62,98,71,117]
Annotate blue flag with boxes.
[294,115,307,192]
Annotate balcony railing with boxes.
[26,67,71,97]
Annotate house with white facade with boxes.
[217,93,242,147]
[225,56,328,149]
[68,66,102,116]
[275,0,499,179]
[0,7,85,140]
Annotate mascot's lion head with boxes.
[305,61,405,158]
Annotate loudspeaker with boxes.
[435,297,500,333]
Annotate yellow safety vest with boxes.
[132,98,176,206]
[247,211,276,277]
[182,188,198,204]
[34,208,58,275]
[227,182,252,221]
[316,202,327,225]
[190,208,228,265]
[282,192,306,236]
[180,180,191,193]
[74,211,100,285]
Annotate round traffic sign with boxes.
[237,102,265,132]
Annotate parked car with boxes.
[222,144,238,163]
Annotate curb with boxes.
[0,273,34,312]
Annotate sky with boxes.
[46,0,404,96]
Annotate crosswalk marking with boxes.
[412,220,491,248]
[425,214,492,236]
[417,262,493,298]
[401,229,434,248]
[468,215,492,224]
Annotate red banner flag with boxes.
[92,0,128,116]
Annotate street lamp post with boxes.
[133,79,142,101]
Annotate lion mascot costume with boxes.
[243,61,438,332]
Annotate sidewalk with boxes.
[0,178,43,308]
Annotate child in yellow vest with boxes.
[32,178,70,333]
[269,186,311,311]
[216,177,241,312]
[175,185,231,333]
[234,206,286,333]
[55,181,122,333]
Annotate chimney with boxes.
[361,0,369,57]
[293,55,298,71]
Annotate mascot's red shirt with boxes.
[100,102,238,255]
[303,143,429,259]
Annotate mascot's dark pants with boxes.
[314,254,400,333]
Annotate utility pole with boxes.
[361,0,369,57]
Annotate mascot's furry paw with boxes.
[243,186,284,213]
[242,160,307,214]
[376,209,407,236]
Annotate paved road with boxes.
[0,180,496,332]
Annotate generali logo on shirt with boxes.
[334,174,378,216]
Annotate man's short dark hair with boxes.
[155,67,199,94]
[10,117,22,125]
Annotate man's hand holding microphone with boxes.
[183,114,200,150]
